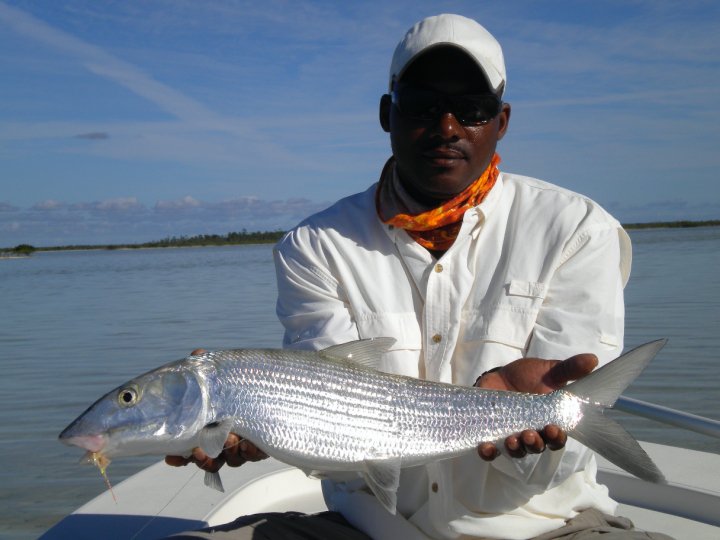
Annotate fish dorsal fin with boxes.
[361,457,401,515]
[198,418,234,458]
[320,338,395,368]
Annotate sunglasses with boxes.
[390,85,502,126]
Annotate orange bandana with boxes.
[376,153,500,251]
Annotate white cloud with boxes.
[88,197,143,212]
[1,1,718,243]
[0,2,217,125]
[32,200,65,210]
[0,1,302,171]
[155,196,201,210]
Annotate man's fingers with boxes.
[477,442,500,461]
[190,446,208,462]
[223,434,248,467]
[166,433,266,472]
[504,435,527,458]
[165,449,216,470]
[187,447,222,472]
[218,434,268,467]
[565,353,599,379]
[541,424,568,451]
[521,430,545,454]
[479,426,566,462]
[164,455,192,467]
[546,354,598,387]
[239,439,268,462]
[198,456,224,473]
[504,430,548,457]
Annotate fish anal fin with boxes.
[321,338,396,368]
[361,458,401,515]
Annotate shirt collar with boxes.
[376,171,505,245]
[471,171,504,221]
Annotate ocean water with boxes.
[1,229,718,539]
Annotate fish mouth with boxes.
[60,433,107,453]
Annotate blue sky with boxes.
[1,1,719,247]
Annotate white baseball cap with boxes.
[389,14,506,96]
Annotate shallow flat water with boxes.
[0,245,282,538]
[1,229,718,539]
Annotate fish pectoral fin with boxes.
[198,418,234,458]
[361,458,401,515]
[321,338,396,368]
[204,471,225,492]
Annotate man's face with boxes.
[386,47,510,204]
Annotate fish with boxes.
[59,338,667,514]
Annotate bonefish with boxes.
[59,338,666,513]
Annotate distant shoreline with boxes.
[3,220,719,253]
[622,219,720,230]
[32,230,287,253]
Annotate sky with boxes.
[1,1,719,247]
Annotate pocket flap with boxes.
[507,279,547,299]
[355,312,421,350]
[461,306,536,349]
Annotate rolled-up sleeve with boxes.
[274,231,360,351]
[490,218,632,490]
[531,221,631,365]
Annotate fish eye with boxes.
[117,386,139,407]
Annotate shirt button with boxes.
[388,224,394,230]
[432,333,442,344]
[431,482,439,493]
[434,263,443,273]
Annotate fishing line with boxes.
[129,463,202,540]
[130,441,241,540]
[90,452,117,503]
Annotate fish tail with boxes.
[564,339,667,484]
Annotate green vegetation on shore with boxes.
[0,244,37,257]
[34,229,287,252]
[2,220,719,253]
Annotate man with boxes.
[168,14,670,540]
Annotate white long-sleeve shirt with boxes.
[273,171,632,539]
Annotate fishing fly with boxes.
[84,451,117,503]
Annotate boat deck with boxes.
[42,442,719,539]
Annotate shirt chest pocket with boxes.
[355,311,422,350]
[355,312,423,377]
[461,279,547,349]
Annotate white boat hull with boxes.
[42,442,719,540]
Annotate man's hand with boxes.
[165,432,268,472]
[164,349,268,473]
[475,353,598,461]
